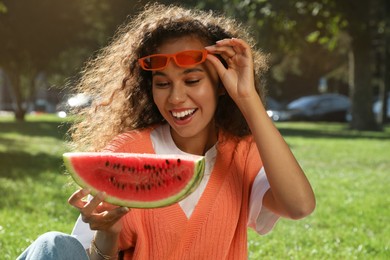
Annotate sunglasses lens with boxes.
[142,56,168,70]
[139,50,206,71]
[176,51,205,66]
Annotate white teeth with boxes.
[172,109,196,119]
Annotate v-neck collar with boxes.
[152,124,217,176]
[149,125,233,249]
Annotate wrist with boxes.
[90,238,119,260]
[90,231,120,260]
[237,94,265,116]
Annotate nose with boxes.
[168,83,187,104]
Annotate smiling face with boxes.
[151,36,220,154]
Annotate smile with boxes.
[171,109,197,120]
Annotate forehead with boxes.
[156,36,206,54]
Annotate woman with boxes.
[18,3,315,260]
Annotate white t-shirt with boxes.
[71,124,279,249]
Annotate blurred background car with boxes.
[268,93,351,122]
[372,94,390,122]
[266,97,290,122]
[56,93,92,118]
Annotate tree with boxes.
[181,0,387,130]
[0,0,139,120]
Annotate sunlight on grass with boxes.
[247,122,390,259]
[1,115,389,259]
[0,114,77,258]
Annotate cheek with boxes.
[152,88,163,109]
[198,84,218,104]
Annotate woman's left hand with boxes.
[205,38,257,105]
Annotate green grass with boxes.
[1,115,389,259]
[0,114,77,259]
[248,122,390,259]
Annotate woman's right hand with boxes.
[68,188,129,235]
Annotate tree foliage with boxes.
[0,0,137,120]
[178,0,387,130]
[1,0,387,130]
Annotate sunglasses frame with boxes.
[138,49,208,71]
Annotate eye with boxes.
[185,78,201,85]
[154,81,170,88]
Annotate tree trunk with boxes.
[382,0,390,124]
[383,43,389,124]
[348,19,380,130]
[349,37,379,130]
[7,69,26,121]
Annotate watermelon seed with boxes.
[165,159,170,165]
[177,175,182,181]
[177,159,181,164]
[122,165,127,172]
[105,161,110,167]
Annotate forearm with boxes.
[239,95,315,219]
[89,231,120,260]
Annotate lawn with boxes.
[1,114,389,259]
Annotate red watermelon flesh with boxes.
[63,152,205,208]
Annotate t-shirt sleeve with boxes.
[247,167,280,235]
[71,214,95,249]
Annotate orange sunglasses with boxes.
[138,49,208,71]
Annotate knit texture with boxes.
[104,126,263,260]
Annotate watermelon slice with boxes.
[63,152,205,208]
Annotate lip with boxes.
[169,108,197,125]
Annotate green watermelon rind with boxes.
[63,153,205,209]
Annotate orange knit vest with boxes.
[104,127,262,260]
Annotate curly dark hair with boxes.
[69,3,268,152]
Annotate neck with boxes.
[170,125,218,156]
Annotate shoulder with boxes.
[218,131,262,179]
[218,131,256,156]
[102,126,157,153]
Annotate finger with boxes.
[215,38,251,58]
[81,192,106,215]
[206,45,236,60]
[103,207,130,222]
[88,207,129,230]
[229,38,252,57]
[99,201,121,211]
[68,188,90,208]
[206,54,229,79]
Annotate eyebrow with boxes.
[152,68,204,77]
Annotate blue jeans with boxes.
[17,231,89,260]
